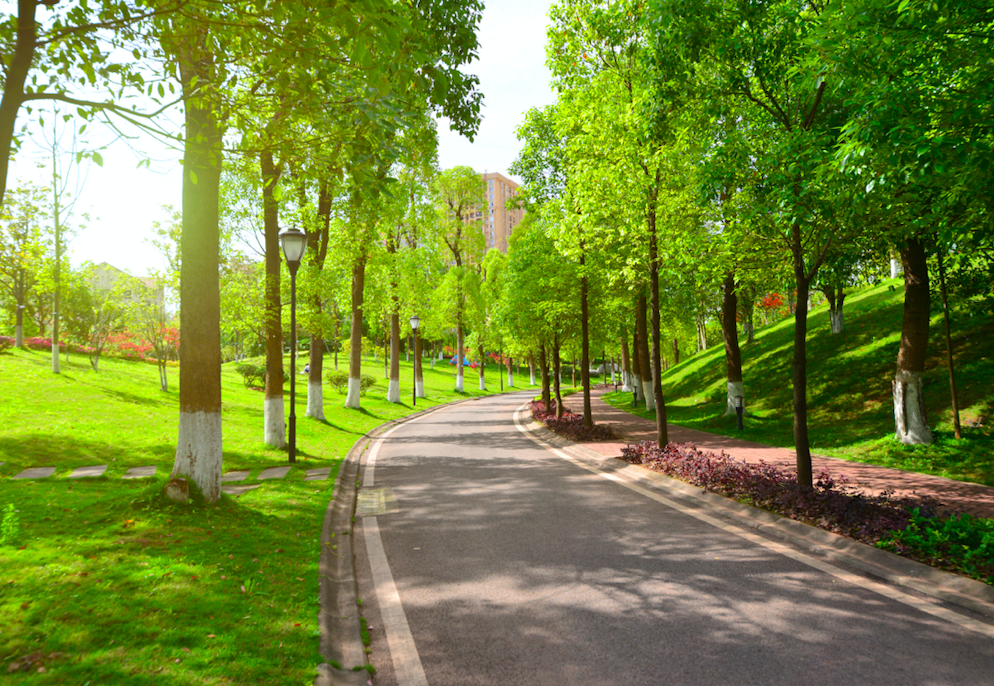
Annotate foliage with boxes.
[877,511,994,584]
[619,441,941,544]
[530,400,618,442]
[235,358,286,389]
[325,370,349,393]
[0,503,19,546]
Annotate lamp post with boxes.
[280,226,308,464]
[409,314,420,406]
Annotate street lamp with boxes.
[409,314,420,406]
[280,226,308,464]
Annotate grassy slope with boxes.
[0,348,535,684]
[605,277,994,485]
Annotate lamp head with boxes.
[279,227,308,271]
[409,314,421,332]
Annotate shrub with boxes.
[326,371,377,395]
[236,362,267,388]
[326,370,349,393]
[877,511,994,583]
[0,337,12,353]
[1,504,19,546]
[531,400,619,442]
[619,440,942,544]
[235,358,287,389]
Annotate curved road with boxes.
[353,392,994,686]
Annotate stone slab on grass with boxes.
[258,466,291,481]
[222,470,251,483]
[304,468,331,481]
[222,484,261,496]
[122,466,157,479]
[68,465,108,479]
[12,467,56,480]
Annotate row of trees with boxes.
[483,0,993,491]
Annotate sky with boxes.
[7,0,556,279]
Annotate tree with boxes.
[434,165,485,392]
[124,273,178,392]
[0,182,48,346]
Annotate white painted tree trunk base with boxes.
[724,381,745,416]
[173,410,222,502]
[479,376,486,391]
[345,377,361,408]
[830,309,844,334]
[306,380,325,421]
[894,370,933,444]
[632,374,642,400]
[52,345,60,373]
[387,379,401,403]
[15,324,23,347]
[507,372,514,387]
[455,370,464,393]
[530,370,536,386]
[641,380,655,411]
[890,258,901,279]
[264,397,286,448]
[415,379,425,398]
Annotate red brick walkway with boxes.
[562,387,994,518]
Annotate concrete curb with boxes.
[521,414,994,621]
[315,395,495,686]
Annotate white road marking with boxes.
[513,405,994,639]
[364,516,430,686]
[362,415,430,685]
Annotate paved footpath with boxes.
[563,387,994,518]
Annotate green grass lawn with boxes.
[604,278,994,486]
[0,347,535,683]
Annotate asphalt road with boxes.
[353,392,994,686]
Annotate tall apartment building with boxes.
[479,172,524,254]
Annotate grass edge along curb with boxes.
[515,404,994,622]
[315,396,484,686]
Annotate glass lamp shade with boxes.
[409,314,421,331]
[279,227,308,266]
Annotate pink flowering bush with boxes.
[531,400,618,442]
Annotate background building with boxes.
[480,172,524,253]
[90,262,164,309]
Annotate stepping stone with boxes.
[304,468,331,481]
[12,467,56,480]
[222,484,261,496]
[68,465,108,479]
[222,470,251,483]
[258,466,290,480]
[122,466,157,479]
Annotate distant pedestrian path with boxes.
[563,388,994,519]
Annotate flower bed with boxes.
[620,440,994,584]
[531,400,618,442]
[620,440,939,543]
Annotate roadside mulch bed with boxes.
[531,400,619,442]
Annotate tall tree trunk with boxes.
[529,355,536,386]
[672,338,680,365]
[695,314,708,352]
[414,331,424,398]
[721,272,744,416]
[790,220,830,489]
[388,307,401,402]
[631,325,642,403]
[620,334,633,391]
[261,150,285,448]
[306,334,325,421]
[345,257,366,408]
[455,313,465,392]
[825,284,846,334]
[552,333,563,419]
[14,299,24,347]
[937,250,961,439]
[579,244,592,428]
[893,236,933,444]
[539,342,551,409]
[478,341,486,390]
[0,0,37,207]
[647,217,668,445]
[636,295,654,412]
[172,28,224,502]
[507,355,514,388]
